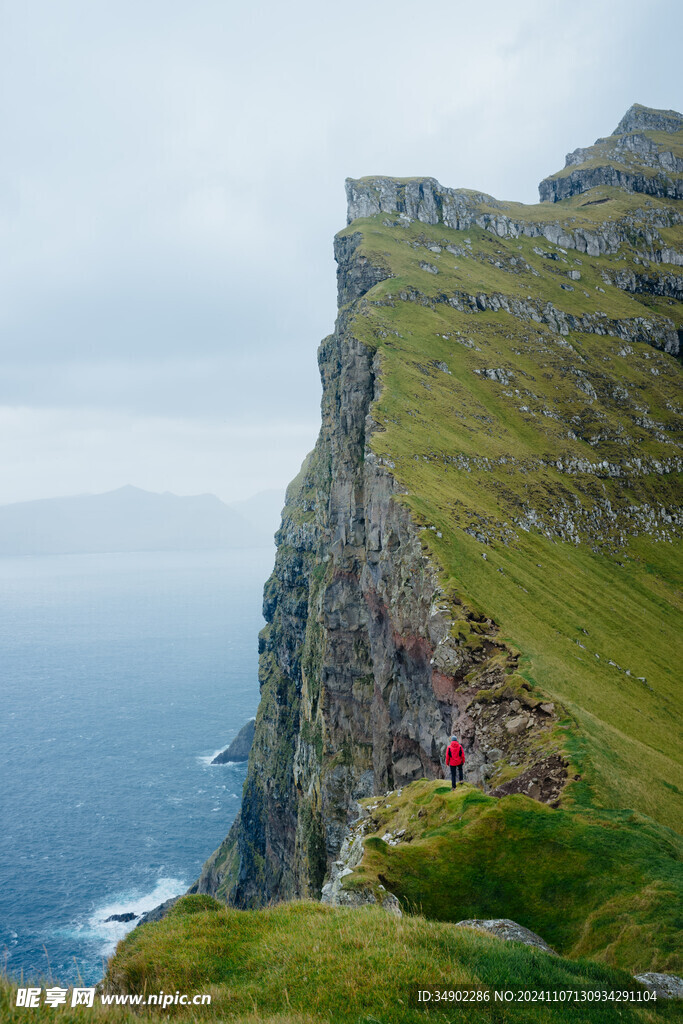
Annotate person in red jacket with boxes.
[445,735,465,789]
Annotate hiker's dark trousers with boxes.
[450,765,463,788]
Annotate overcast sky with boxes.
[1,0,681,504]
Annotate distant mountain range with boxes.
[0,485,285,555]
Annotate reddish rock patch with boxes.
[431,670,456,700]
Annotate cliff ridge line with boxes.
[194,103,683,913]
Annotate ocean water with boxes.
[0,547,274,985]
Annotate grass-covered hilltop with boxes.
[6,103,682,1022]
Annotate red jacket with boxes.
[446,740,465,766]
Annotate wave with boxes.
[196,747,249,768]
[196,747,231,766]
[62,876,187,960]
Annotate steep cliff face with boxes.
[197,105,683,908]
[196,290,555,907]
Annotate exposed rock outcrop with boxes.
[455,918,557,955]
[633,973,683,999]
[539,104,683,202]
[345,175,683,264]
[212,718,255,763]
[335,232,392,304]
[539,163,683,203]
[613,103,683,136]
[135,896,182,928]
[381,283,680,355]
[320,825,402,916]
[490,754,567,805]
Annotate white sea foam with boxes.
[196,746,247,768]
[197,747,232,766]
[81,876,187,958]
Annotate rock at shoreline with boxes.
[211,719,255,764]
[104,912,138,923]
[135,896,183,928]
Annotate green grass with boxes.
[334,204,683,833]
[341,780,682,973]
[339,214,682,324]
[4,895,680,1023]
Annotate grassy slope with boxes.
[5,895,679,1023]
[344,780,683,974]
[340,200,682,832]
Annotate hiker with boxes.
[445,734,465,789]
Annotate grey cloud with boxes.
[0,353,322,420]
[1,0,681,501]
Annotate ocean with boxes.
[0,547,274,985]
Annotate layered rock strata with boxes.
[346,178,682,264]
[540,104,683,203]
[195,105,682,909]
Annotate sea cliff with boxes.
[194,104,683,909]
